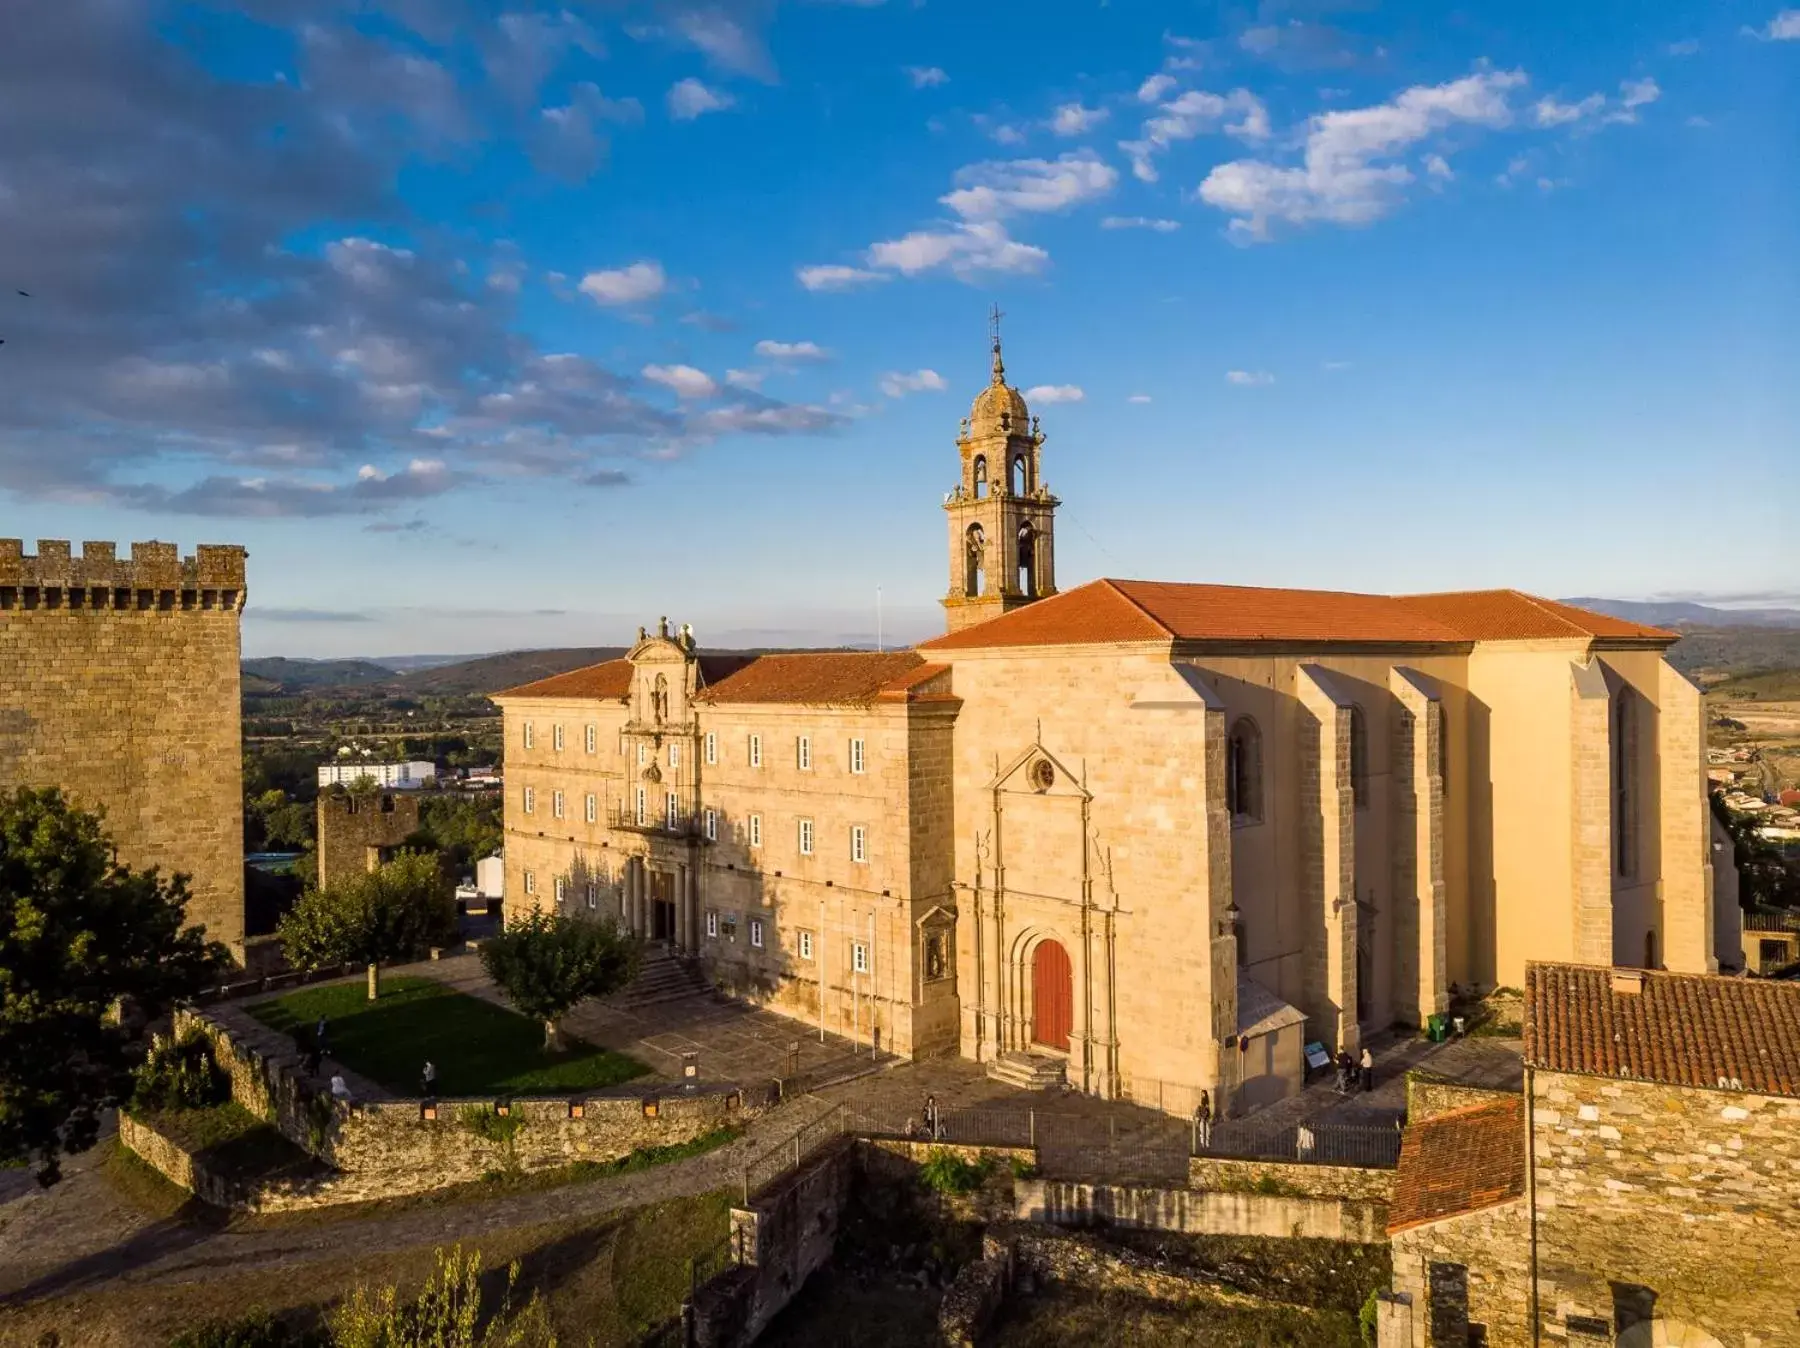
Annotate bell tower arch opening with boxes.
[941,307,1061,634]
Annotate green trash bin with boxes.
[1426,1013,1450,1043]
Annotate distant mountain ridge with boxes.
[1563,598,1800,629]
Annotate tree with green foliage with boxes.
[277,850,457,1000]
[0,787,228,1184]
[479,909,640,1052]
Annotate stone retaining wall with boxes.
[1404,1073,1516,1123]
[1187,1155,1397,1203]
[117,1113,332,1213]
[938,1231,1014,1348]
[1018,1177,1388,1244]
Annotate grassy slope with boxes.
[245,976,648,1096]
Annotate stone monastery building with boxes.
[495,337,1740,1116]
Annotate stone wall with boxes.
[1404,1074,1516,1123]
[175,1005,758,1206]
[1532,1069,1800,1343]
[118,1111,332,1213]
[0,538,246,951]
[1388,1197,1531,1348]
[1186,1155,1397,1203]
[939,1231,1014,1348]
[317,792,424,889]
[1017,1177,1388,1245]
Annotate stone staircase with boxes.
[610,946,717,1010]
[987,1050,1068,1091]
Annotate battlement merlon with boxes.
[0,539,248,610]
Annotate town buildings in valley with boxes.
[1382,962,1800,1346]
[317,759,438,790]
[493,336,1741,1117]
[0,538,249,954]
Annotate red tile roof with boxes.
[698,651,931,705]
[1524,962,1800,1098]
[1389,1097,1526,1233]
[919,579,1676,652]
[492,658,632,700]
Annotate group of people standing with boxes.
[1337,1047,1375,1094]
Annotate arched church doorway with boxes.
[1032,939,1073,1051]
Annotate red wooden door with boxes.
[1032,940,1073,1051]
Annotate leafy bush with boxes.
[1359,1288,1380,1344]
[1009,1155,1038,1180]
[134,1027,229,1112]
[329,1245,556,1348]
[917,1149,993,1196]
[168,1309,298,1347]
[458,1104,527,1147]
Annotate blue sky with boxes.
[3,0,1796,657]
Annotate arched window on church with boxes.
[1349,705,1369,809]
[1016,524,1035,597]
[965,524,985,597]
[1010,454,1026,496]
[1226,717,1262,823]
[973,456,988,499]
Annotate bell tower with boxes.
[942,308,1060,634]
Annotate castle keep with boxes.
[0,539,248,952]
[495,334,1738,1118]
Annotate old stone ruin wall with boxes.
[316,791,425,890]
[0,538,248,952]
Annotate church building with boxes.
[494,333,1739,1117]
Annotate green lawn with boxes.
[246,975,649,1097]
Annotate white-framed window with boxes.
[523,785,535,815]
[637,743,647,766]
[669,743,681,768]
[705,731,717,765]
[524,870,536,895]
[523,722,534,750]
[585,793,597,824]
[634,786,647,826]
[705,808,718,842]
[850,737,865,774]
[749,813,762,848]
[851,825,867,864]
[749,734,762,768]
[666,792,679,829]
[553,723,564,752]
[552,789,565,820]
[797,735,812,770]
[554,875,565,903]
[585,724,597,754]
[750,918,764,949]
[798,818,814,855]
[706,910,719,939]
[853,942,868,974]
[585,882,597,910]
[799,929,814,961]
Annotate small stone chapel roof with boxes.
[1388,1096,1526,1233]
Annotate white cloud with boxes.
[1423,153,1453,180]
[866,221,1048,279]
[1137,74,1178,103]
[985,122,1027,146]
[879,369,947,397]
[1051,102,1109,135]
[668,77,734,120]
[667,9,773,81]
[1748,9,1800,38]
[578,259,666,305]
[1613,76,1661,121]
[725,368,764,390]
[1666,38,1701,55]
[1537,77,1661,130]
[1025,384,1084,403]
[642,363,718,399]
[1198,69,1526,240]
[940,151,1118,220]
[1102,215,1181,231]
[1225,370,1274,386]
[1121,87,1270,183]
[1534,92,1604,127]
[796,264,889,292]
[1496,153,1532,188]
[1127,393,1153,404]
[754,339,832,363]
[905,65,949,88]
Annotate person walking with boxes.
[1335,1050,1354,1094]
[1359,1047,1375,1093]
[1296,1122,1316,1163]
[315,1015,329,1058]
[421,1060,437,1098]
[1194,1090,1213,1150]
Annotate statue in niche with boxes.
[652,673,669,723]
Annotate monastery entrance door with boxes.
[650,871,675,942]
[1032,940,1073,1052]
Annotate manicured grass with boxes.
[246,975,649,1097]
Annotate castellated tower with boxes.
[941,327,1061,634]
[0,539,249,953]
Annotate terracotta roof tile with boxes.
[1389,1097,1526,1232]
[492,658,632,700]
[1523,962,1800,1098]
[920,579,1678,652]
[698,651,929,706]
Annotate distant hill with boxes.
[242,656,399,692]
[1563,598,1800,629]
[1661,627,1800,682]
[396,647,629,697]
